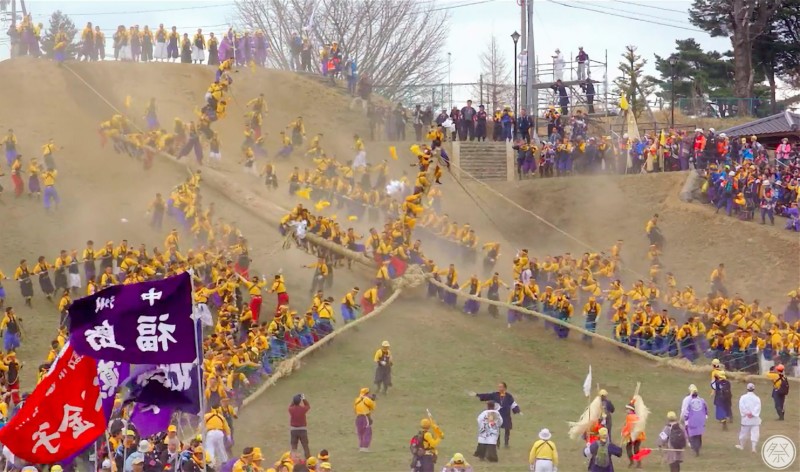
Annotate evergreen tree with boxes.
[613,45,655,119]
[650,39,735,114]
[41,10,78,60]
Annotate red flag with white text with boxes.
[0,343,107,464]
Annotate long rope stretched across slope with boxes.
[61,63,786,386]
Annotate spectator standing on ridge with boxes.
[476,105,488,141]
[461,100,477,141]
[577,46,589,80]
[413,105,425,141]
[517,108,532,144]
[290,32,302,70]
[289,393,312,458]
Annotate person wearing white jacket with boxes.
[473,402,503,462]
[736,383,762,453]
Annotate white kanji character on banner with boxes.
[32,422,61,454]
[58,404,95,439]
[96,360,121,401]
[95,296,115,313]
[136,314,177,352]
[140,288,163,306]
[84,320,126,352]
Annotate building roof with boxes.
[719,111,800,138]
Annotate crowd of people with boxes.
[273,141,795,471]
[0,170,373,471]
[0,131,63,210]
[696,134,800,230]
[271,136,800,382]
[1,16,797,472]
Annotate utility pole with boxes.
[520,0,527,111]
[526,0,536,137]
[479,74,483,108]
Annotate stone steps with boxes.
[459,142,508,181]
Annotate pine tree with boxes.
[613,45,655,119]
[41,10,78,60]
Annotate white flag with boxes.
[583,365,592,397]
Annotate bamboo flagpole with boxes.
[188,269,208,472]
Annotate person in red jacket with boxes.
[289,393,312,458]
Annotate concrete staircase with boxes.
[456,141,510,181]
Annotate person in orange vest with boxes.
[621,396,647,468]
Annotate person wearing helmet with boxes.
[711,370,732,430]
[769,364,789,420]
[415,417,443,472]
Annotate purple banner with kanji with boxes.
[68,272,196,364]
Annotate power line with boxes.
[34,3,235,18]
[576,0,695,26]
[547,0,705,33]
[611,0,688,14]
[429,0,496,12]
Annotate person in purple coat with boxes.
[681,385,708,456]
[586,427,622,472]
[470,382,521,448]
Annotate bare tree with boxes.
[469,35,512,112]
[235,0,448,101]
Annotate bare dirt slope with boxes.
[474,173,799,306]
[0,57,372,387]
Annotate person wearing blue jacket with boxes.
[470,382,522,448]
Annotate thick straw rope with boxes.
[63,63,794,389]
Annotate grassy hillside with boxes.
[235,296,800,472]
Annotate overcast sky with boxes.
[2,0,779,104]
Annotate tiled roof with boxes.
[719,111,800,137]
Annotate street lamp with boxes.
[511,31,521,136]
[669,56,677,129]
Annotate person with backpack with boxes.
[681,385,708,456]
[736,383,762,453]
[657,411,685,472]
[528,428,558,472]
[770,364,789,420]
[711,370,733,430]
[585,427,622,472]
[413,417,443,472]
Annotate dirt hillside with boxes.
[476,173,799,306]
[0,57,373,386]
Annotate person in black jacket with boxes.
[581,79,596,114]
[470,382,522,448]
